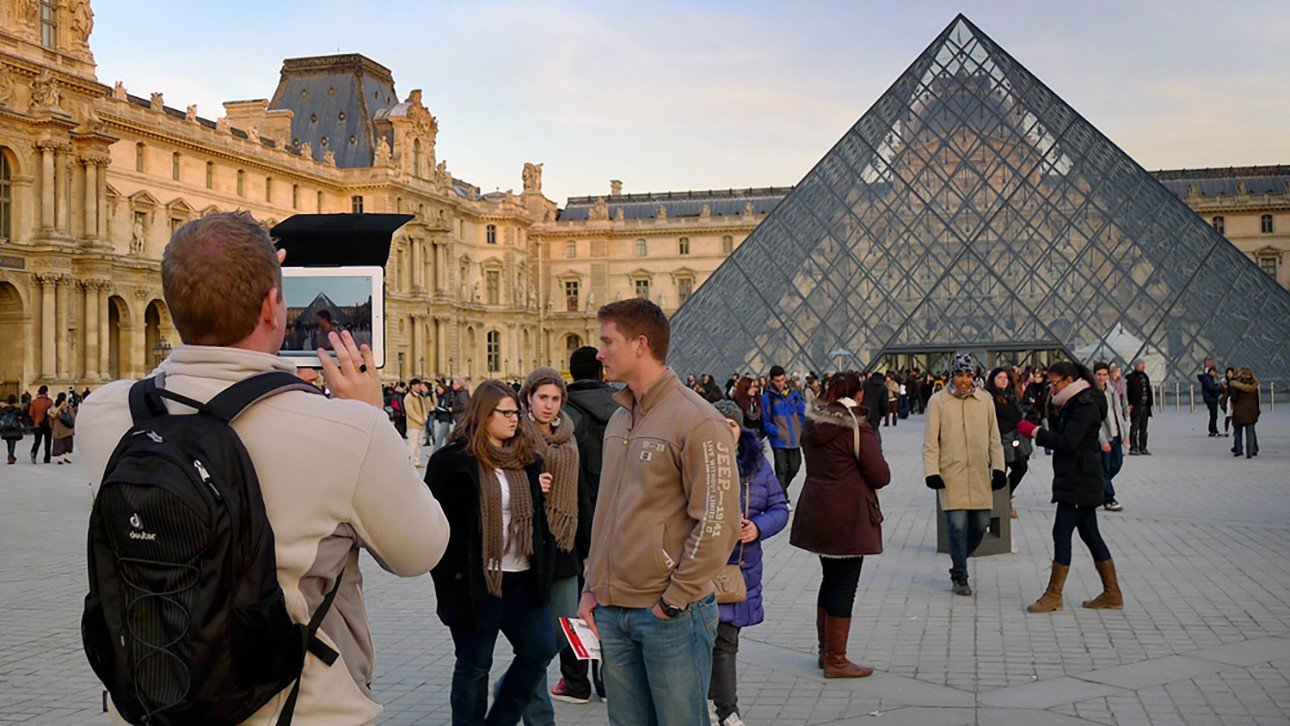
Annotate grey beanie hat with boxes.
[519,366,568,404]
[951,353,977,376]
[713,399,744,428]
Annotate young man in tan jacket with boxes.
[576,298,740,725]
[923,353,1006,596]
[403,378,430,467]
[78,212,450,725]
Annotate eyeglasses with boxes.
[493,408,520,419]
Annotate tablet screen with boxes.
[281,271,377,356]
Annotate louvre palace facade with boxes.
[0,3,1286,396]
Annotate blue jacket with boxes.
[761,386,806,449]
[719,430,790,628]
[1197,373,1222,405]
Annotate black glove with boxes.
[925,475,946,490]
[991,470,1007,491]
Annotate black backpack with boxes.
[82,372,341,726]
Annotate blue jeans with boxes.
[944,509,991,581]
[449,573,558,726]
[1101,439,1123,504]
[1234,424,1259,456]
[519,576,581,723]
[433,419,453,452]
[595,594,719,726]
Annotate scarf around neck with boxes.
[478,441,534,598]
[1052,378,1090,408]
[521,410,580,553]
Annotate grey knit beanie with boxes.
[519,367,568,403]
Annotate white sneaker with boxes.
[721,714,747,726]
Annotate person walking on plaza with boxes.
[732,376,763,440]
[1125,359,1152,455]
[708,400,790,724]
[28,385,53,464]
[1017,361,1123,613]
[985,368,1030,519]
[923,354,1006,596]
[1094,362,1128,512]
[2,394,25,465]
[1198,366,1223,437]
[576,298,740,726]
[761,365,806,498]
[1228,366,1261,458]
[554,346,617,704]
[884,372,900,427]
[517,367,583,719]
[404,378,430,468]
[432,380,455,452]
[427,380,558,726]
[862,371,890,442]
[791,371,890,678]
[1220,367,1236,437]
[49,392,75,465]
[449,377,471,427]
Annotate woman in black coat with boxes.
[1017,361,1123,614]
[986,368,1030,518]
[426,379,558,725]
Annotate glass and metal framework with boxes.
[670,15,1290,385]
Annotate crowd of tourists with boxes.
[1,385,90,465]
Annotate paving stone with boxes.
[1073,655,1231,690]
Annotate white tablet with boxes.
[279,266,385,368]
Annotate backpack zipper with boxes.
[193,459,222,501]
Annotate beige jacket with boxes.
[78,345,450,725]
[403,391,429,429]
[585,370,740,609]
[922,386,1004,511]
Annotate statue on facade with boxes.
[215,116,230,134]
[150,92,164,112]
[247,127,260,144]
[130,219,146,255]
[185,104,198,123]
[70,0,94,48]
[0,73,13,108]
[298,141,312,160]
[323,150,336,166]
[374,136,392,165]
[112,81,127,101]
[29,71,60,111]
[522,162,543,194]
[656,204,667,219]
[11,0,37,33]
[589,197,609,221]
[743,201,755,215]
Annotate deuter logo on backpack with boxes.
[127,512,156,541]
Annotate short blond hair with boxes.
[162,211,281,346]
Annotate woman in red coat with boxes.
[790,371,891,678]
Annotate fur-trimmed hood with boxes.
[806,399,870,427]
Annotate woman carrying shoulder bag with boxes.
[425,380,558,725]
[790,371,891,678]
[1017,361,1124,614]
[707,400,789,726]
[51,392,76,465]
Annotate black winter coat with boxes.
[425,441,555,629]
[1125,370,1152,410]
[561,380,619,578]
[1036,387,1107,507]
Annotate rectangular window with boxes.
[722,235,733,254]
[39,0,57,48]
[169,217,184,235]
[292,184,299,209]
[265,177,274,204]
[635,278,650,299]
[678,237,690,255]
[205,161,214,189]
[1259,256,1278,277]
[565,280,580,312]
[486,331,500,372]
[486,224,497,244]
[351,195,364,213]
[486,270,500,305]
[677,277,693,304]
[1262,214,1274,234]
[317,191,324,213]
[0,153,11,239]
[171,153,180,181]
[1212,216,1224,234]
[135,143,145,173]
[634,239,647,257]
[236,170,245,197]
[565,241,577,259]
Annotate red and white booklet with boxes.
[558,617,601,661]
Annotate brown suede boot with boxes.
[823,616,873,678]
[816,607,826,669]
[1026,562,1069,613]
[1082,559,1124,609]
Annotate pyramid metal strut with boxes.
[668,15,1290,385]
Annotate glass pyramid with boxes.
[669,15,1290,385]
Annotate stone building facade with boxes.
[0,2,1284,396]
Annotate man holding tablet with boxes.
[78,211,449,723]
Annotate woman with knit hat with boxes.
[426,380,559,724]
[516,367,587,711]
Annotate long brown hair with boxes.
[449,380,536,468]
[821,371,864,405]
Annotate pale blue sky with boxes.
[92,1,1289,204]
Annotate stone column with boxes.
[436,243,446,292]
[84,281,100,380]
[55,151,70,234]
[95,160,108,239]
[435,318,446,375]
[83,160,98,241]
[409,314,420,375]
[56,276,71,379]
[410,240,422,291]
[39,145,55,231]
[98,287,111,380]
[38,274,56,378]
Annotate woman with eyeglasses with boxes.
[426,380,558,725]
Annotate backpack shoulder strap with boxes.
[204,371,323,424]
[276,571,344,726]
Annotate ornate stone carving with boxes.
[615,208,624,221]
[112,81,126,101]
[374,136,391,165]
[522,162,543,194]
[700,203,711,219]
[656,204,667,220]
[150,92,164,112]
[70,1,94,48]
[133,287,152,300]
[185,104,198,123]
[215,116,230,134]
[322,150,336,166]
[0,73,13,108]
[247,127,260,144]
[29,71,61,112]
[299,141,312,160]
[743,201,755,215]
[130,219,146,255]
[10,0,38,33]
[588,197,609,221]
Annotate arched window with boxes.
[171,152,180,181]
[486,330,501,372]
[0,150,11,239]
[634,239,647,257]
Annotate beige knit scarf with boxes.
[522,411,580,553]
[478,442,534,598]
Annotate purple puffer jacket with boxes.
[718,429,791,628]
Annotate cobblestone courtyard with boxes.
[2,410,1287,725]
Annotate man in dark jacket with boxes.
[449,378,471,427]
[1125,360,1152,455]
[1197,367,1222,437]
[862,372,890,444]
[761,365,806,497]
[27,385,53,464]
[552,346,616,703]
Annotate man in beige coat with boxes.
[923,354,1006,596]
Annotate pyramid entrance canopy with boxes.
[669,15,1290,385]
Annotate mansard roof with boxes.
[559,186,793,221]
[268,54,399,168]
